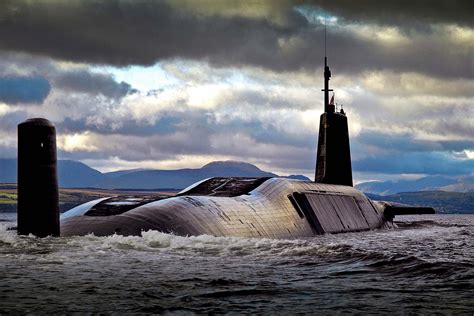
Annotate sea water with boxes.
[0,214,473,314]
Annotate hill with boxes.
[367,191,474,214]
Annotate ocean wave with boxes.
[72,230,353,258]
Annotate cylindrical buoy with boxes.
[17,118,59,237]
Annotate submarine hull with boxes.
[61,178,392,238]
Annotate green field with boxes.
[0,192,17,204]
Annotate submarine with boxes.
[17,56,434,238]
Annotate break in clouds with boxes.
[0,0,473,179]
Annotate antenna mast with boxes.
[324,16,327,57]
[322,15,333,113]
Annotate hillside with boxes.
[367,191,474,214]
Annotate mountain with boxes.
[437,175,474,192]
[96,161,279,189]
[0,158,106,187]
[0,158,310,189]
[104,168,152,178]
[58,160,106,187]
[355,175,472,195]
[367,191,474,214]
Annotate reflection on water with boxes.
[0,214,473,314]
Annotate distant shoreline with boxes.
[1,183,473,214]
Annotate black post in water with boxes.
[17,118,59,237]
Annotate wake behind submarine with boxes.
[17,57,434,238]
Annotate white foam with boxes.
[0,215,472,265]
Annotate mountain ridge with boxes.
[3,157,471,193]
[0,158,309,189]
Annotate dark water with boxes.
[1,214,473,314]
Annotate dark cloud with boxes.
[353,152,474,175]
[0,52,136,100]
[57,115,182,136]
[348,113,474,175]
[0,1,471,78]
[0,76,50,104]
[355,131,442,153]
[438,140,474,152]
[53,70,136,99]
[0,1,298,66]
[353,130,474,157]
[429,119,474,141]
[306,0,474,28]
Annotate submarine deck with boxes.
[77,177,271,217]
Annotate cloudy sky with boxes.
[0,0,473,181]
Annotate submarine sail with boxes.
[315,57,353,186]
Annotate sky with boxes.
[0,0,473,182]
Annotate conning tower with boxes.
[315,57,353,186]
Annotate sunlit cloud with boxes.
[57,132,98,152]
[440,24,474,47]
[348,24,409,45]
[0,104,11,116]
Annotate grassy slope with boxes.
[367,191,474,214]
[0,192,17,204]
